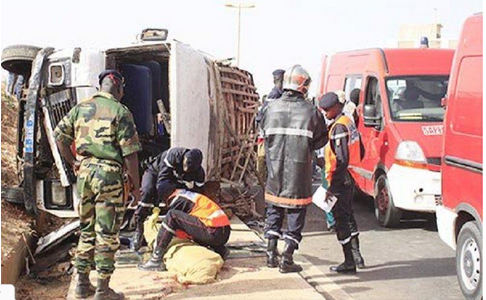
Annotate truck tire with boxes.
[456,221,482,300]
[1,186,25,205]
[374,175,402,227]
[1,45,41,75]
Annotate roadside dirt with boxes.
[2,86,71,299]
[1,91,19,187]
[1,88,31,265]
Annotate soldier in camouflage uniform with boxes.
[54,70,142,300]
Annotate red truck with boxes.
[319,47,454,227]
[436,13,483,300]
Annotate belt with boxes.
[80,157,123,171]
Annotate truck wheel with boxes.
[1,45,41,75]
[456,221,482,300]
[374,175,402,227]
[1,186,25,205]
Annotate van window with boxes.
[365,77,382,115]
[386,76,448,122]
[344,75,363,100]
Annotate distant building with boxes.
[397,23,457,49]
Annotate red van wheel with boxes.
[456,221,482,300]
[374,175,402,228]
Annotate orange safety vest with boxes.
[170,190,230,239]
[324,115,362,185]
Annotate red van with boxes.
[436,13,482,300]
[319,47,454,227]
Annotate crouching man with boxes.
[139,190,231,271]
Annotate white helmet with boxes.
[282,65,311,95]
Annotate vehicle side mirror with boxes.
[363,104,381,128]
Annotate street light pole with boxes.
[225,1,255,67]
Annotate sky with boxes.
[0,0,482,95]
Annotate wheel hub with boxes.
[377,182,389,213]
[460,237,481,291]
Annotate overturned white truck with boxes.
[2,29,260,218]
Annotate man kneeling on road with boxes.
[319,92,365,274]
[133,147,206,251]
[139,190,231,271]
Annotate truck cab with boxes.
[436,13,482,300]
[320,47,454,227]
[1,29,259,218]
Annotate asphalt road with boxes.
[297,184,463,300]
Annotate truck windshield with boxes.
[386,76,448,122]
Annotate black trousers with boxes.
[156,209,231,251]
[332,184,359,245]
[264,203,307,249]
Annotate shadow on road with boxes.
[302,253,456,283]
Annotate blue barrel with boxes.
[140,61,162,114]
[120,64,153,135]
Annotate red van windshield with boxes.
[386,76,449,122]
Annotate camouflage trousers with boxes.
[75,158,125,279]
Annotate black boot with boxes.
[330,242,357,274]
[132,208,150,252]
[279,243,303,273]
[75,272,96,299]
[351,236,365,268]
[213,245,231,261]
[94,277,124,300]
[138,247,167,271]
[266,238,279,268]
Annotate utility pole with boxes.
[225,1,255,67]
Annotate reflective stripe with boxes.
[339,236,352,245]
[265,127,314,138]
[139,202,154,208]
[331,132,350,140]
[283,234,300,245]
[351,231,359,237]
[207,209,225,220]
[163,149,174,168]
[266,230,282,238]
[162,222,177,235]
[195,181,205,187]
[265,193,312,206]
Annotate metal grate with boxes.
[45,90,76,129]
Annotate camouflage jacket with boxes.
[54,92,142,165]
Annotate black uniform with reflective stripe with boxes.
[261,91,328,207]
[147,147,205,190]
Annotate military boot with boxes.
[138,247,167,271]
[330,242,357,274]
[266,238,279,268]
[351,236,365,268]
[132,207,150,252]
[94,277,124,300]
[279,243,303,273]
[213,245,231,261]
[75,272,96,299]
[132,223,145,252]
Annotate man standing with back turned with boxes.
[55,70,142,300]
[261,65,327,273]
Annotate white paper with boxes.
[312,186,338,213]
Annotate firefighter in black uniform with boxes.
[132,147,205,251]
[319,92,365,273]
[261,65,327,273]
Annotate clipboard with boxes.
[312,186,338,213]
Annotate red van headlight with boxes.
[394,141,428,169]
